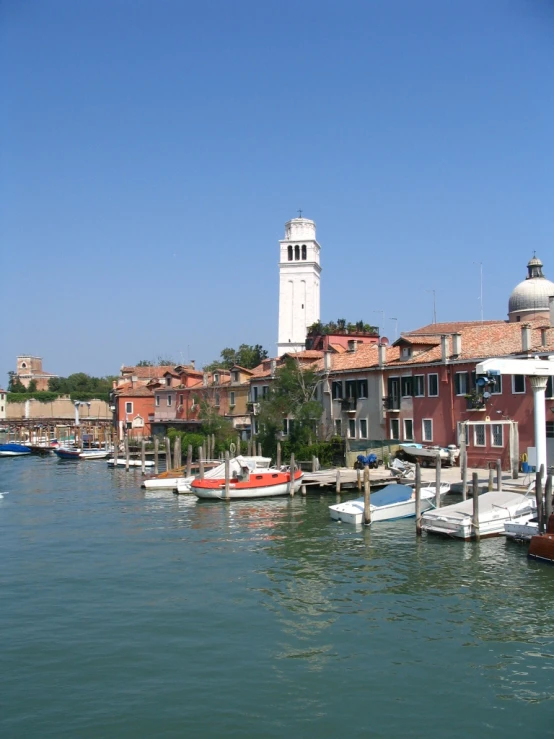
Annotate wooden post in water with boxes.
[125,436,130,471]
[276,441,281,468]
[335,468,341,494]
[224,451,230,500]
[247,438,252,456]
[488,466,494,492]
[258,442,262,457]
[114,432,119,467]
[536,470,544,534]
[289,453,295,496]
[206,435,211,461]
[472,472,480,541]
[496,459,502,491]
[165,437,172,472]
[186,444,192,478]
[173,437,179,470]
[544,475,552,526]
[153,437,159,474]
[198,447,205,479]
[357,467,362,492]
[461,460,468,501]
[312,456,317,473]
[141,439,146,474]
[415,462,422,536]
[236,433,241,456]
[435,454,441,508]
[211,434,215,459]
[363,466,371,526]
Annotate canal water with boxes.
[1,455,552,738]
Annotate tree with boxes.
[7,371,26,393]
[136,360,153,367]
[28,380,38,393]
[257,357,323,456]
[157,356,176,366]
[204,344,268,372]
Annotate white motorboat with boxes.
[504,518,539,542]
[175,456,273,494]
[420,491,536,539]
[399,443,459,466]
[190,456,302,500]
[329,482,451,525]
[79,449,111,460]
[107,458,155,468]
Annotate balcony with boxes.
[383,396,401,411]
[465,396,486,411]
[340,398,357,413]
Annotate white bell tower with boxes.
[277,214,321,355]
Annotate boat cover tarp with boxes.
[370,484,413,508]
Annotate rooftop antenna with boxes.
[473,261,483,322]
[425,290,437,323]
[373,310,385,340]
[390,317,398,340]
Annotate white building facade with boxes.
[277,216,322,355]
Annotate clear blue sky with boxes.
[2,0,553,382]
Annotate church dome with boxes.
[508,256,554,320]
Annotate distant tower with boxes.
[508,255,554,323]
[277,214,322,355]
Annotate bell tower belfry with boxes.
[277,214,322,355]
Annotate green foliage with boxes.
[204,344,268,372]
[292,438,345,467]
[48,373,114,396]
[166,429,206,453]
[7,391,60,404]
[257,357,323,458]
[27,379,37,393]
[7,371,26,393]
[136,360,153,367]
[307,319,377,336]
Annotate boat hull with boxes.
[192,470,303,500]
[54,448,81,459]
[107,459,155,468]
[329,494,434,525]
[0,444,31,457]
[528,533,554,563]
[143,477,182,490]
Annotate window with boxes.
[491,375,503,394]
[125,402,133,414]
[390,418,400,440]
[215,392,220,407]
[166,377,171,386]
[301,244,307,260]
[457,422,470,445]
[155,395,160,407]
[403,419,414,441]
[348,418,356,438]
[512,375,525,394]
[401,347,412,359]
[547,421,554,438]
[335,419,342,436]
[547,376,553,399]
[454,372,469,396]
[294,244,300,260]
[359,419,368,438]
[283,418,289,435]
[491,424,503,447]
[358,379,368,398]
[422,419,433,442]
[287,245,293,261]
[428,374,439,397]
[252,419,258,434]
[345,380,357,399]
[332,381,343,400]
[230,391,235,405]
[213,373,220,385]
[179,394,184,406]
[167,395,173,406]
[253,386,259,401]
[413,375,425,397]
[401,376,413,397]
[232,371,239,383]
[474,424,486,446]
[262,385,269,398]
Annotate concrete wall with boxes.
[7,397,111,420]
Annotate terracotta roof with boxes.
[115,385,155,398]
[282,350,324,360]
[406,320,505,335]
[230,365,254,374]
[395,335,441,346]
[120,366,172,379]
[329,343,347,353]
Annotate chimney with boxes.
[378,343,387,368]
[451,333,461,357]
[347,339,357,352]
[324,351,332,371]
[203,372,208,387]
[270,359,276,377]
[441,335,449,363]
[190,359,195,369]
[521,323,532,353]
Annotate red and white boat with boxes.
[190,456,303,500]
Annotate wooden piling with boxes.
[435,454,441,509]
[165,437,172,471]
[211,434,216,459]
[174,437,179,470]
[236,433,241,456]
[461,460,468,501]
[363,466,371,526]
[224,451,230,500]
[125,436,130,471]
[335,468,341,494]
[141,439,146,474]
[289,454,295,496]
[545,474,553,523]
[258,442,262,457]
[536,470,544,534]
[247,439,252,456]
[357,467,362,492]
[312,455,317,473]
[496,459,502,491]
[301,484,306,496]
[472,472,480,541]
[206,435,211,461]
[114,433,119,467]
[154,437,159,474]
[186,444,192,478]
[488,467,494,492]
[415,462,422,536]
[276,441,281,468]
[198,447,205,479]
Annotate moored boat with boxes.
[528,514,554,563]
[399,443,459,466]
[54,446,81,459]
[504,518,538,542]
[329,482,450,525]
[421,491,536,539]
[175,456,273,494]
[0,443,31,457]
[107,458,155,468]
[190,456,302,499]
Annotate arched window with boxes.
[294,244,300,260]
[301,244,307,260]
[287,245,293,261]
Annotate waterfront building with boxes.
[15,356,58,391]
[277,215,322,355]
[0,389,6,421]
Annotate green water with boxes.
[1,456,552,738]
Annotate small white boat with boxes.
[107,458,155,468]
[329,482,451,525]
[175,456,273,494]
[79,449,111,460]
[0,443,31,457]
[399,444,459,466]
[504,518,539,542]
[421,491,536,539]
[190,456,302,500]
